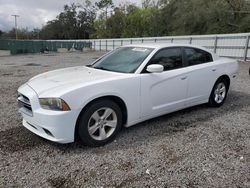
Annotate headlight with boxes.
[39,98,71,111]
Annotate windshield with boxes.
[91,47,154,73]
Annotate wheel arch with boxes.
[217,74,230,89]
[209,74,231,98]
[74,95,128,141]
[208,74,231,107]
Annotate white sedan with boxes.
[17,44,238,146]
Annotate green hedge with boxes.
[0,40,92,54]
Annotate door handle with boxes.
[212,68,216,72]
[181,76,187,80]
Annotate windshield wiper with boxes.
[92,66,111,71]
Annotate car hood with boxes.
[27,66,124,96]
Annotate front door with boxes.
[140,47,189,118]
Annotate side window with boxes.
[184,48,213,66]
[149,47,183,71]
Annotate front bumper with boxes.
[17,84,78,144]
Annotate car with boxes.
[17,43,238,146]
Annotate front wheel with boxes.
[208,78,229,107]
[77,100,122,147]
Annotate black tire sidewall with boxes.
[77,100,122,147]
[209,78,229,107]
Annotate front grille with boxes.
[17,93,33,116]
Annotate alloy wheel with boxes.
[214,82,226,104]
[87,107,117,141]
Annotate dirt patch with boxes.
[0,126,44,153]
[24,63,41,66]
[48,176,76,188]
[1,73,13,76]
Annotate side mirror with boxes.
[146,64,164,73]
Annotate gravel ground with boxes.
[0,52,249,187]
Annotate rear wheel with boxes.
[77,100,122,146]
[208,78,229,107]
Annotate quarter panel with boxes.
[185,58,238,105]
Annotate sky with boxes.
[0,0,141,31]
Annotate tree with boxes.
[105,7,126,38]
[142,0,158,8]
[95,0,114,19]
[3,0,249,40]
[158,0,250,35]
[92,0,249,38]
[122,5,161,37]
[39,1,96,39]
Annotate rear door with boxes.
[140,47,189,118]
[183,47,218,105]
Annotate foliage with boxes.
[39,1,96,39]
[122,6,161,37]
[1,0,250,39]
[91,0,250,38]
[1,28,41,39]
[95,0,113,10]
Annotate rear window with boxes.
[184,47,213,66]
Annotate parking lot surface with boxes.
[0,52,249,187]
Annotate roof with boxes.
[123,43,206,50]
[122,43,219,60]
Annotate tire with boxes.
[77,99,122,147]
[208,78,229,107]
